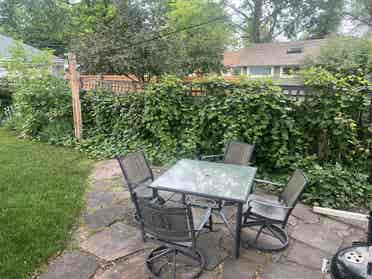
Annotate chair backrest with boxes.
[224,141,255,165]
[279,169,308,209]
[137,198,195,244]
[116,151,154,193]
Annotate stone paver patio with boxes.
[38,160,368,279]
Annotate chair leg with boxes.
[254,224,265,244]
[241,220,289,252]
[146,246,205,279]
[243,212,249,224]
[209,213,213,231]
[266,225,288,245]
[219,210,235,238]
[172,250,177,279]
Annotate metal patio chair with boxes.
[193,141,255,237]
[135,197,207,279]
[241,169,308,252]
[201,141,255,166]
[116,151,177,221]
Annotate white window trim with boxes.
[249,66,274,78]
[280,66,300,78]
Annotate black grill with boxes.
[330,212,372,279]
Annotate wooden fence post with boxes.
[68,53,83,140]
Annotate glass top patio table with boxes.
[150,159,257,203]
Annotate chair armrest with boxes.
[254,179,285,187]
[248,199,292,209]
[200,154,224,161]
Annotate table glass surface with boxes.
[150,159,257,203]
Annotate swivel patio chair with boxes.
[193,141,255,237]
[136,197,207,279]
[116,151,162,200]
[116,151,176,221]
[241,169,308,252]
[201,141,255,166]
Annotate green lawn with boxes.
[0,129,92,279]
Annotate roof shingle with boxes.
[224,39,327,67]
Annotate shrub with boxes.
[4,41,74,144]
[301,162,372,209]
[80,76,300,168]
[299,67,372,179]
[306,35,372,79]
[0,79,12,124]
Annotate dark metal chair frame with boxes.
[116,151,160,201]
[242,169,309,252]
[116,151,173,224]
[135,196,206,279]
[201,141,255,166]
[195,141,255,237]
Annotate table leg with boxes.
[234,202,243,259]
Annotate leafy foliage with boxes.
[300,162,372,209]
[0,78,12,123]
[167,0,232,75]
[72,0,232,81]
[5,42,74,144]
[297,67,371,164]
[306,36,372,79]
[347,0,372,28]
[0,0,71,55]
[80,77,299,169]
[224,0,344,44]
[5,44,372,209]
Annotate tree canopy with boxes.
[223,0,344,44]
[72,0,232,81]
[346,0,372,29]
[305,35,372,82]
[1,0,366,79]
[0,0,70,56]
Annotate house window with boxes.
[249,66,273,77]
[287,46,303,54]
[281,66,300,77]
[233,67,241,76]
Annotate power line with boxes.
[108,14,231,53]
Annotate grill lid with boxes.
[331,245,372,279]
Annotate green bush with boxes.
[80,76,299,168]
[0,79,12,123]
[4,46,371,210]
[4,42,75,144]
[9,76,73,140]
[301,162,372,209]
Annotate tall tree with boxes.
[167,0,232,75]
[223,0,344,44]
[72,0,232,81]
[0,0,71,55]
[346,0,372,28]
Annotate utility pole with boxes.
[68,53,83,140]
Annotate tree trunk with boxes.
[252,0,263,43]
[318,129,328,161]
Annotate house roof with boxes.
[0,33,64,63]
[224,39,327,67]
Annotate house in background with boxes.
[0,33,65,77]
[223,39,327,86]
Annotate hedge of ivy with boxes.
[5,73,372,209]
[79,77,298,168]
